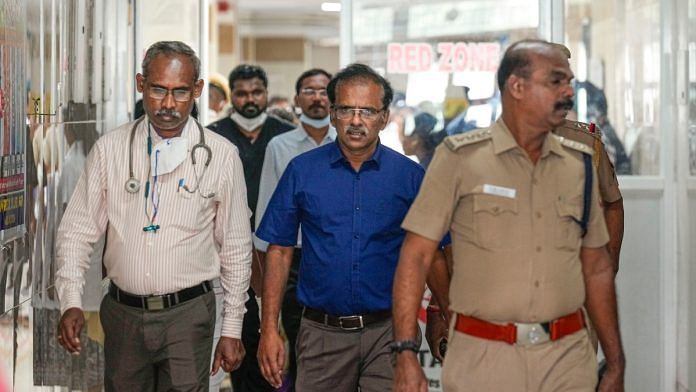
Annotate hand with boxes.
[425,309,448,361]
[393,353,428,392]
[257,330,285,388]
[597,365,624,392]
[57,307,84,354]
[211,337,245,375]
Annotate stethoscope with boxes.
[125,116,214,199]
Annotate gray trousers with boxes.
[100,290,216,392]
[295,317,394,392]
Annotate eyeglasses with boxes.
[300,88,328,97]
[147,86,192,102]
[333,106,385,121]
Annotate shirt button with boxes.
[532,178,539,185]
[536,212,542,219]
[355,206,360,210]
[536,246,542,252]
[534,280,540,288]
[354,234,359,239]
[145,273,150,278]
[492,206,500,213]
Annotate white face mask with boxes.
[231,112,267,132]
[151,137,188,176]
[300,114,330,129]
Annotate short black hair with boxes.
[228,64,268,91]
[295,68,332,95]
[497,39,565,91]
[327,63,393,109]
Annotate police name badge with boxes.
[482,184,516,199]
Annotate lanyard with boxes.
[143,123,160,233]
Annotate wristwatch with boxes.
[390,339,420,354]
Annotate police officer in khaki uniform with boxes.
[425,118,625,358]
[392,39,625,392]
[424,118,625,359]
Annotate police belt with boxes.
[302,307,391,331]
[454,309,585,346]
[109,281,212,311]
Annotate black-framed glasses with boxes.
[333,105,385,121]
[147,86,192,102]
[300,88,328,97]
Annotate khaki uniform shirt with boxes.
[402,119,609,324]
[554,120,622,203]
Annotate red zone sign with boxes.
[387,42,501,74]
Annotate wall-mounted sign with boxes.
[0,0,27,241]
[387,41,501,74]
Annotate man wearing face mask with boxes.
[208,64,294,392]
[253,68,335,390]
[55,41,251,390]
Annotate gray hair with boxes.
[141,41,201,81]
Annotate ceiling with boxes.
[231,0,340,41]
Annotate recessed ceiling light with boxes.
[321,2,341,12]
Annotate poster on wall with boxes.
[0,0,26,242]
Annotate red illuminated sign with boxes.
[387,42,501,74]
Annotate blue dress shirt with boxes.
[254,124,337,251]
[256,141,425,316]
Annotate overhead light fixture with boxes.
[321,2,341,12]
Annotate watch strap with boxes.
[390,339,420,354]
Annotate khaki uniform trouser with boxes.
[442,327,597,392]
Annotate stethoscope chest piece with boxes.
[125,178,141,193]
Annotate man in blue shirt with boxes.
[254,68,335,391]
[256,64,434,391]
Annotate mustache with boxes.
[555,99,574,111]
[155,109,182,118]
[242,103,261,113]
[346,126,368,135]
[309,102,326,110]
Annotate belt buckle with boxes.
[515,323,550,346]
[146,296,165,311]
[338,315,364,330]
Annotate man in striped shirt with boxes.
[55,41,253,390]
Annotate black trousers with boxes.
[231,249,302,392]
[280,249,303,391]
[231,289,273,392]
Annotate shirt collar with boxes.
[144,115,193,146]
[297,124,337,144]
[491,118,519,155]
[328,139,384,169]
[543,130,566,158]
[492,118,565,159]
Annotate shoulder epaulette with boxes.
[444,128,492,151]
[557,135,594,155]
[560,120,603,140]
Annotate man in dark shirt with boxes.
[256,64,445,391]
[208,64,293,392]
